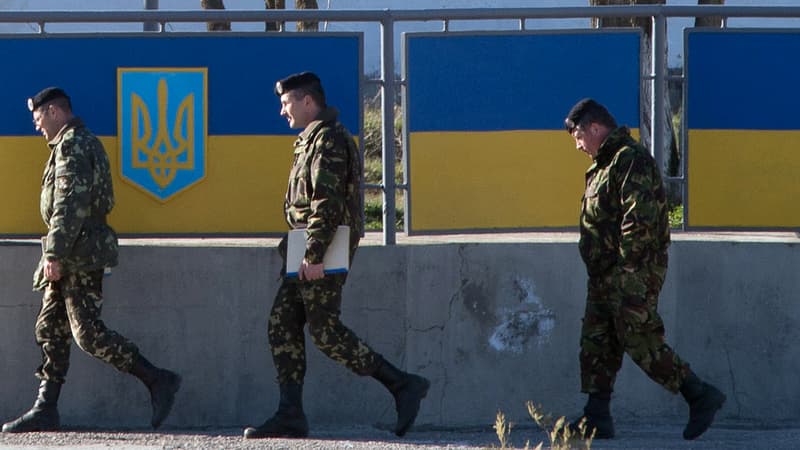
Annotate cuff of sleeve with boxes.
[305,239,326,264]
[44,232,64,261]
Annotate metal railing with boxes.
[2,6,800,242]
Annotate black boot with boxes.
[371,358,430,437]
[571,392,614,439]
[680,372,725,440]
[2,380,61,433]
[129,355,181,429]
[243,383,309,439]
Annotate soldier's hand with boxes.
[299,260,324,281]
[44,259,62,281]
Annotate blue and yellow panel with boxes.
[0,33,361,235]
[405,30,641,233]
[686,29,800,229]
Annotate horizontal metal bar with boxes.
[363,183,408,191]
[643,74,683,81]
[2,6,800,25]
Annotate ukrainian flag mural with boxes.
[686,30,800,229]
[0,34,361,235]
[404,30,641,233]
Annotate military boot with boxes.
[243,383,309,439]
[2,380,61,433]
[371,357,430,437]
[680,372,725,440]
[571,392,614,439]
[129,355,182,429]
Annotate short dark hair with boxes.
[274,71,326,108]
[564,98,617,133]
[46,97,72,113]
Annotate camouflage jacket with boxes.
[34,118,118,290]
[579,127,670,277]
[285,107,363,264]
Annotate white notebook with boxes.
[286,225,350,277]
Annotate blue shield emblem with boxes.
[118,68,207,202]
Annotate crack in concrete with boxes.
[724,346,742,416]
[358,307,393,313]
[410,325,445,333]
[452,243,474,321]
[434,244,472,424]
[438,364,448,424]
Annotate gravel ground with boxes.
[0,425,497,450]
[1,421,800,449]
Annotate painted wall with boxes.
[405,30,641,232]
[0,34,361,235]
[0,235,797,429]
[686,30,800,229]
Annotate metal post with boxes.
[380,16,397,245]
[143,0,159,32]
[652,13,667,170]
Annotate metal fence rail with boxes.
[2,6,800,242]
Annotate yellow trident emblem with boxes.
[130,78,195,189]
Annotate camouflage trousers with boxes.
[268,274,381,384]
[580,260,690,395]
[35,270,139,384]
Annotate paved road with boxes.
[1,421,798,449]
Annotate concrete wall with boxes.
[0,235,798,430]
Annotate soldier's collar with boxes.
[298,107,340,141]
[48,117,84,147]
[594,126,632,162]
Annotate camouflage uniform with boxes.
[269,107,380,384]
[579,127,690,395]
[33,118,139,384]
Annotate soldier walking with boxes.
[2,87,181,433]
[243,72,429,439]
[563,98,725,440]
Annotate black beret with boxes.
[28,87,70,112]
[564,98,606,132]
[274,71,322,97]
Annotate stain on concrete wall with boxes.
[489,277,555,354]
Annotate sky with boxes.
[2,0,800,70]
